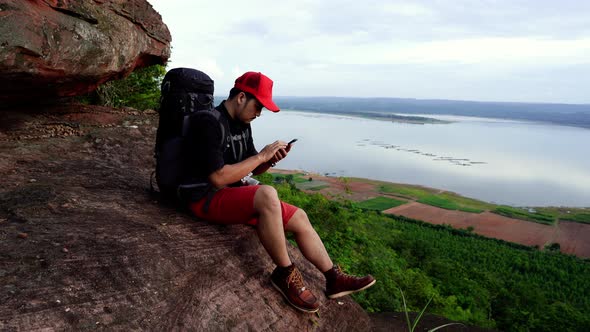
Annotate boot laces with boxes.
[335,264,359,281]
[287,268,306,291]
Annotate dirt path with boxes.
[271,169,590,258]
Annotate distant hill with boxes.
[267,96,590,129]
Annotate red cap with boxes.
[234,72,280,112]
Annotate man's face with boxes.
[237,94,263,123]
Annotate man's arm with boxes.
[209,140,288,188]
[252,161,272,175]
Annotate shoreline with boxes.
[284,108,451,125]
[270,168,590,210]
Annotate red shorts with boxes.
[189,185,298,227]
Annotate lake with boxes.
[251,110,590,207]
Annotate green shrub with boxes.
[492,206,555,225]
[545,242,561,252]
[355,196,406,211]
[560,212,590,224]
[418,195,483,213]
[79,64,166,110]
[377,183,434,199]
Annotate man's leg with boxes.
[285,207,376,299]
[252,185,292,267]
[284,209,333,272]
[190,184,302,268]
[253,185,320,313]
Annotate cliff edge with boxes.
[0,104,374,331]
[0,2,375,330]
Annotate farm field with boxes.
[269,169,590,258]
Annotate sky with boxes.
[146,0,590,104]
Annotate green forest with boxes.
[257,174,590,331]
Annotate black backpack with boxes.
[153,68,227,203]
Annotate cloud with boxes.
[147,0,590,103]
[374,37,590,65]
[381,2,435,17]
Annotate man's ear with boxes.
[236,92,248,106]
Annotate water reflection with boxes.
[355,138,488,167]
[252,110,590,207]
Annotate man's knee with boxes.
[286,208,314,233]
[292,208,309,223]
[254,185,281,211]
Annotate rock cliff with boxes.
[0,104,374,331]
[0,2,377,330]
[0,0,170,103]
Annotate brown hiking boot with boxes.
[271,265,320,313]
[324,265,376,299]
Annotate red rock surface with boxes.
[0,0,170,102]
[0,104,374,331]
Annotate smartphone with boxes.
[287,138,298,146]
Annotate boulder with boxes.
[0,104,375,331]
[0,0,170,103]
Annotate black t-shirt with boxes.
[184,101,258,184]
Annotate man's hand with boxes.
[251,140,293,176]
[211,140,288,187]
[259,140,289,163]
[269,143,292,164]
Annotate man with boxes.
[188,71,375,313]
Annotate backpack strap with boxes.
[217,114,228,151]
[174,108,229,213]
[208,108,228,151]
[201,109,228,214]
